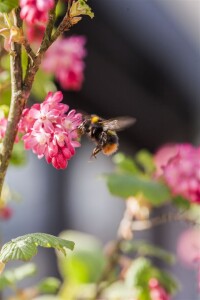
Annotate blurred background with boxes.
[3,0,200,299]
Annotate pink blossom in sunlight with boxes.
[20,0,54,25]
[157,144,200,204]
[19,91,82,169]
[149,278,170,300]
[42,36,86,91]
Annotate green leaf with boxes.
[112,153,141,174]
[38,277,61,294]
[0,263,36,290]
[156,270,179,294]
[135,149,155,174]
[0,0,18,13]
[125,257,152,289]
[0,233,74,264]
[105,173,171,205]
[121,240,175,264]
[173,196,190,210]
[57,230,106,284]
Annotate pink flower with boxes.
[177,228,200,291]
[177,228,200,267]
[149,278,170,300]
[0,116,19,143]
[159,144,200,204]
[26,24,45,44]
[154,144,179,177]
[19,91,82,169]
[20,0,54,25]
[0,117,8,140]
[42,36,86,91]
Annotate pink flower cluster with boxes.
[154,144,200,204]
[42,36,86,91]
[19,91,82,169]
[20,0,54,25]
[149,278,170,300]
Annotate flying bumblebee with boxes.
[78,114,136,158]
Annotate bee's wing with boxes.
[103,117,136,131]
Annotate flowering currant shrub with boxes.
[0,1,199,300]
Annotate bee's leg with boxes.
[91,145,102,159]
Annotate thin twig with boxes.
[92,239,122,299]
[0,8,24,193]
[22,39,36,62]
[131,212,199,231]
[50,0,73,44]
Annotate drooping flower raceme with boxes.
[19,91,82,169]
[20,0,54,25]
[155,144,200,204]
[42,36,86,91]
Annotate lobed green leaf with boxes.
[0,233,74,264]
[105,173,171,205]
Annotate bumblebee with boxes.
[78,114,136,158]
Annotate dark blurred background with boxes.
[4,0,200,299]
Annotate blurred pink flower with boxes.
[149,278,170,300]
[154,144,179,177]
[158,144,200,204]
[177,228,200,267]
[26,24,45,44]
[0,117,8,140]
[19,91,82,169]
[0,116,19,143]
[177,228,200,291]
[42,36,86,91]
[20,0,54,25]
[0,206,12,220]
